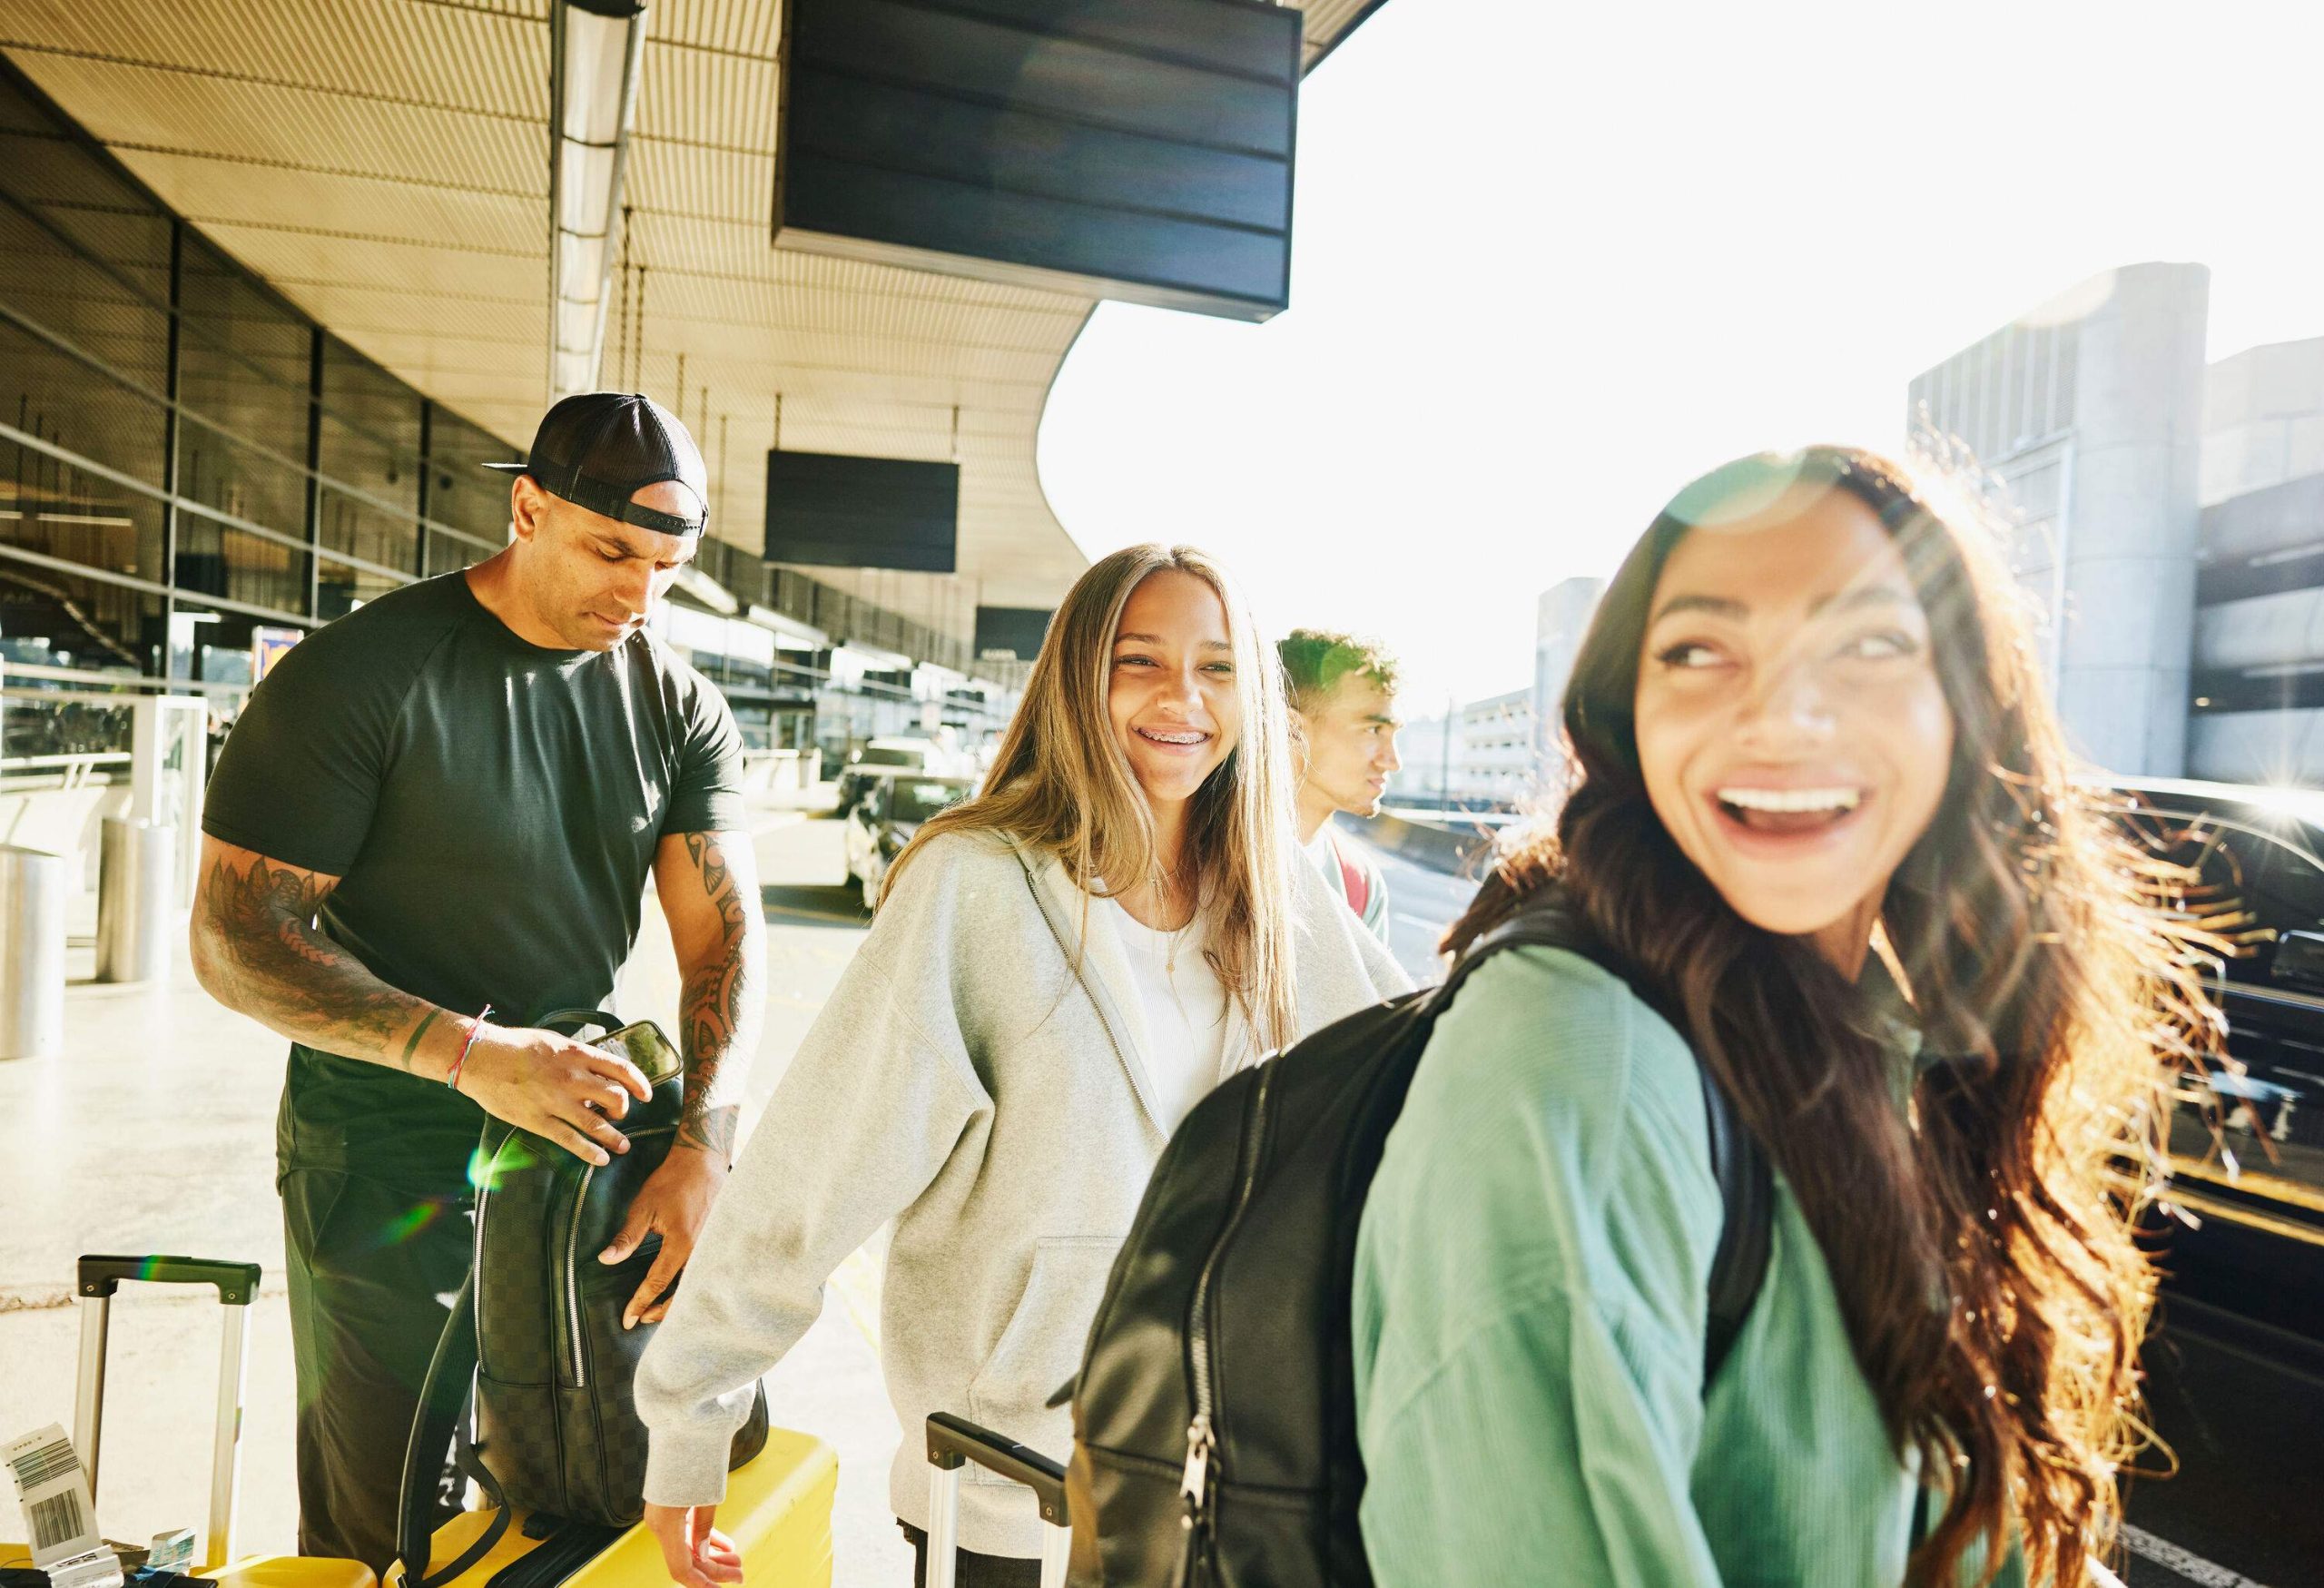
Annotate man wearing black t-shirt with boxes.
[192,393,766,1573]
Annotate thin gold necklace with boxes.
[1142,860,1196,953]
[1164,912,1194,976]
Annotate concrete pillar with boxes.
[2052,262,2211,776]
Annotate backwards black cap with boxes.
[487,391,709,537]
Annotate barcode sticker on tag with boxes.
[4,1423,103,1568]
[29,1488,86,1552]
[7,1436,77,1490]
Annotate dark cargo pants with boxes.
[281,1167,472,1575]
[899,1521,1044,1587]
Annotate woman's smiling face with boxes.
[1108,568,1242,812]
[1633,488,1955,959]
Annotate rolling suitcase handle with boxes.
[72,1254,261,1573]
[923,1414,1070,1588]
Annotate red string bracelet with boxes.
[445,1003,494,1092]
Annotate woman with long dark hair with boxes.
[1352,448,2207,1585]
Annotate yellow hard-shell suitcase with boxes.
[5,1257,834,1588]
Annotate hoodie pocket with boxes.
[966,1235,1121,1482]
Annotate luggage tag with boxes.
[3,1424,120,1588]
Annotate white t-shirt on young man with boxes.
[1099,897,1229,1129]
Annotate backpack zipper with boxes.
[565,1163,596,1386]
[1180,1062,1276,1541]
[471,1133,509,1376]
[562,1124,675,1386]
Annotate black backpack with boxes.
[394,1011,770,1585]
[1062,892,1774,1587]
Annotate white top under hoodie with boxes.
[1099,894,1228,1129]
[635,828,1411,1556]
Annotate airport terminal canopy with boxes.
[0,0,1387,657]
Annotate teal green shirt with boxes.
[1353,946,2022,1586]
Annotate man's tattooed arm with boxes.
[190,835,457,1076]
[657,829,766,1160]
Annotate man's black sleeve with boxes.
[202,623,399,876]
[662,666,747,836]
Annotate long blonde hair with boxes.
[888,544,1301,1052]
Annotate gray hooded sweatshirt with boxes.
[636,828,1411,1555]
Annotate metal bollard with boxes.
[0,844,68,1059]
[96,818,175,984]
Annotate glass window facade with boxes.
[0,63,521,689]
[0,59,1019,768]
[422,409,519,575]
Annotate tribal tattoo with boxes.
[193,847,437,1064]
[674,831,761,1159]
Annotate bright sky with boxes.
[1037,0,2324,713]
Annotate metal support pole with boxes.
[173,698,208,907]
[74,1295,110,1497]
[161,218,182,675]
[924,1462,963,1588]
[303,327,324,619]
[206,1304,249,1570]
[414,399,434,577]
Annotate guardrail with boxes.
[0,751,133,794]
[1359,807,1509,875]
[3,660,251,696]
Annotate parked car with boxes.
[843,773,979,910]
[2092,775,2324,1343]
[833,735,954,815]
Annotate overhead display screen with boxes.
[974,605,1054,661]
[764,449,960,573]
[773,0,1300,322]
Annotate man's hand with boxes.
[644,1502,743,1588]
[600,1147,728,1327]
[458,1024,654,1165]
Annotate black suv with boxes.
[2098,775,2324,1344]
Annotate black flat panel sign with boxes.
[765,449,960,574]
[974,605,1054,661]
[774,0,1301,322]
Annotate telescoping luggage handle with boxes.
[72,1254,261,1573]
[923,1414,1070,1588]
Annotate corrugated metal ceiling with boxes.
[0,0,1384,628]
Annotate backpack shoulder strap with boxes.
[398,1274,513,1588]
[1438,890,1773,1388]
[1696,1055,1773,1385]
[1426,892,1591,1008]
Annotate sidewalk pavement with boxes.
[0,808,912,1584]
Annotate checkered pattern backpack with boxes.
[394,1011,767,1585]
